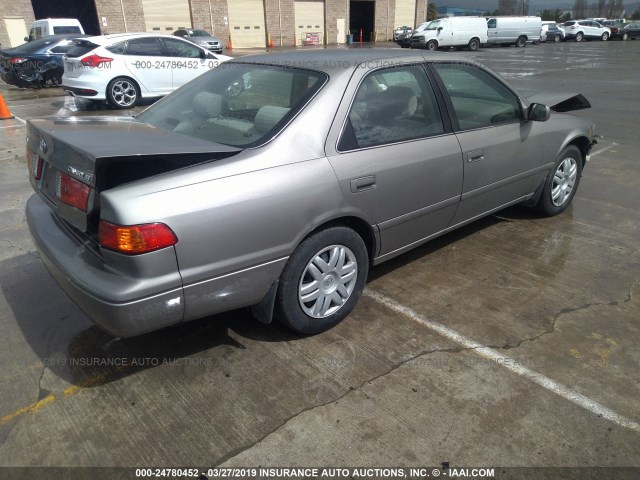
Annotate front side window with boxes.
[53,26,81,34]
[137,64,327,148]
[432,63,521,131]
[488,19,497,28]
[339,65,444,151]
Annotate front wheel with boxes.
[107,77,140,109]
[601,32,609,41]
[575,32,584,42]
[468,38,480,51]
[426,40,438,51]
[536,145,583,216]
[275,227,369,334]
[622,32,629,40]
[515,36,527,47]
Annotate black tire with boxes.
[536,145,583,216]
[275,227,369,334]
[106,76,140,109]
[516,36,527,47]
[426,40,438,51]
[575,32,584,42]
[554,34,561,42]
[622,32,629,40]
[601,32,609,41]
[468,38,480,51]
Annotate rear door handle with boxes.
[350,175,376,193]
[467,150,485,163]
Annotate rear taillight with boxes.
[80,54,113,67]
[56,172,91,212]
[10,57,27,64]
[26,147,43,180]
[99,221,178,255]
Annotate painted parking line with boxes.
[363,288,640,434]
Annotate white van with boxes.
[486,16,542,47]
[411,17,488,51]
[26,19,84,42]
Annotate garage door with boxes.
[4,17,28,47]
[142,0,191,33]
[295,0,325,46]
[394,0,416,29]
[228,0,266,48]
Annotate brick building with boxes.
[1,0,428,49]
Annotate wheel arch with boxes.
[566,135,592,168]
[305,215,378,264]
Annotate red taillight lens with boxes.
[56,172,91,212]
[11,57,27,64]
[99,221,178,255]
[26,147,43,180]
[80,54,113,67]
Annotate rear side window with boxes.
[126,37,164,56]
[433,63,521,131]
[339,65,444,151]
[105,41,127,55]
[160,38,202,58]
[137,64,327,148]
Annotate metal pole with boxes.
[119,0,128,32]
[208,0,214,33]
[278,0,283,46]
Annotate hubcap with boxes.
[112,80,137,107]
[551,157,578,207]
[298,245,358,319]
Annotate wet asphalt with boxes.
[0,40,639,477]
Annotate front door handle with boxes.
[467,150,485,163]
[350,175,376,193]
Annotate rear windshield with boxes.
[6,36,67,53]
[137,63,327,148]
[65,39,99,57]
[53,26,82,34]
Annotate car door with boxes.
[123,36,173,95]
[158,37,215,89]
[326,64,463,258]
[430,62,544,225]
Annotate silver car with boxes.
[174,28,223,53]
[26,50,596,337]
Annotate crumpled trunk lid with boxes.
[27,116,240,232]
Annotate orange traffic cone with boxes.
[0,94,14,120]
[227,34,233,50]
[293,32,297,47]
[268,34,275,49]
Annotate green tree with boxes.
[540,9,555,20]
[632,7,640,19]
[427,2,438,21]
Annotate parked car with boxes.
[0,34,88,88]
[609,21,640,40]
[393,25,412,40]
[26,49,596,338]
[563,20,611,41]
[25,18,84,42]
[486,16,542,47]
[411,17,488,50]
[173,29,223,53]
[61,33,231,109]
[396,22,428,47]
[540,22,564,42]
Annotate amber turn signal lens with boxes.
[99,221,178,255]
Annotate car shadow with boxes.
[2,207,534,390]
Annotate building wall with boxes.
[374,0,394,41]
[415,0,427,26]
[189,0,230,40]
[265,0,295,47]
[0,0,36,49]
[94,0,146,34]
[325,0,349,44]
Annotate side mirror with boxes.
[437,27,443,31]
[528,103,551,122]
[199,48,207,59]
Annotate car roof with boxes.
[82,32,180,45]
[228,48,479,78]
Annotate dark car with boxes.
[609,22,640,40]
[396,31,414,48]
[0,34,88,88]
[173,29,223,53]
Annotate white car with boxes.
[562,20,611,41]
[62,33,232,109]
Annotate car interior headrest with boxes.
[193,92,222,118]
[254,106,290,134]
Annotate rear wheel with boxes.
[601,32,609,41]
[575,32,584,42]
[107,77,140,109]
[536,145,583,216]
[275,227,369,334]
[515,36,527,47]
[426,40,438,51]
[622,32,629,40]
[554,34,561,42]
[468,38,480,51]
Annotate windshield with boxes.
[189,30,211,37]
[425,20,443,30]
[137,63,327,148]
